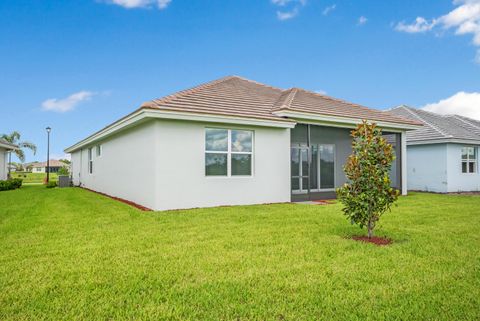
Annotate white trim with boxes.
[65,109,295,153]
[0,142,18,150]
[273,110,422,131]
[407,138,480,146]
[401,131,407,196]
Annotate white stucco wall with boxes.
[407,144,448,192]
[446,143,480,192]
[153,119,291,211]
[70,119,291,211]
[70,120,158,209]
[0,148,7,180]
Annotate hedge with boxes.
[0,178,23,191]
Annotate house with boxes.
[31,159,69,173]
[0,140,18,180]
[65,76,421,211]
[389,105,480,192]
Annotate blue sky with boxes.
[1,0,479,162]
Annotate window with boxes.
[461,146,477,173]
[205,128,253,176]
[96,145,102,157]
[88,148,93,174]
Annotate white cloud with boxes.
[41,91,95,113]
[50,153,72,161]
[105,0,171,9]
[422,91,480,120]
[322,4,336,16]
[395,0,480,63]
[277,8,299,20]
[358,16,368,25]
[315,89,327,95]
[272,0,306,21]
[395,17,435,33]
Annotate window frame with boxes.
[205,128,254,177]
[88,148,93,174]
[461,146,477,174]
[96,145,102,157]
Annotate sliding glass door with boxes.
[291,145,309,194]
[291,144,335,194]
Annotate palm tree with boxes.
[1,131,37,177]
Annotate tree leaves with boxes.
[336,121,400,238]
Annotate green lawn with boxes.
[1,186,479,320]
[10,172,58,183]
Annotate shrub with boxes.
[0,178,22,191]
[58,166,69,176]
[336,121,400,238]
[46,181,57,189]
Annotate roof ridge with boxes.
[271,88,298,111]
[293,87,356,106]
[399,106,451,138]
[229,75,284,92]
[142,76,236,107]
[452,115,480,130]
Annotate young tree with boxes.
[336,121,399,238]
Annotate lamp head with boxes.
[46,127,51,133]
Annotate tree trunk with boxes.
[7,152,11,179]
[367,219,373,238]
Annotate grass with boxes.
[10,172,58,183]
[0,186,479,320]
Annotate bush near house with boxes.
[45,181,57,188]
[0,178,23,191]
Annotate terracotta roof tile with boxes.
[142,76,420,126]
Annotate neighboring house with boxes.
[390,105,480,192]
[65,76,421,211]
[0,140,18,180]
[31,160,69,173]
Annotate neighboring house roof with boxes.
[0,139,18,150]
[389,105,480,145]
[66,76,421,153]
[31,160,68,168]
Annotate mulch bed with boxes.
[351,235,392,246]
[81,187,152,211]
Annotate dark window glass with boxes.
[205,128,228,151]
[231,130,252,152]
[301,149,308,177]
[320,145,335,189]
[205,153,227,176]
[462,162,467,173]
[231,154,251,176]
[469,162,475,173]
[310,145,318,190]
[291,177,300,191]
[291,148,300,177]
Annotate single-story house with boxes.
[389,105,480,192]
[0,140,18,180]
[31,159,69,173]
[65,76,421,211]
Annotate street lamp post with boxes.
[46,127,51,183]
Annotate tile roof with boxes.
[389,105,480,144]
[142,76,420,126]
[32,160,68,168]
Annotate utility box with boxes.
[58,176,71,188]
